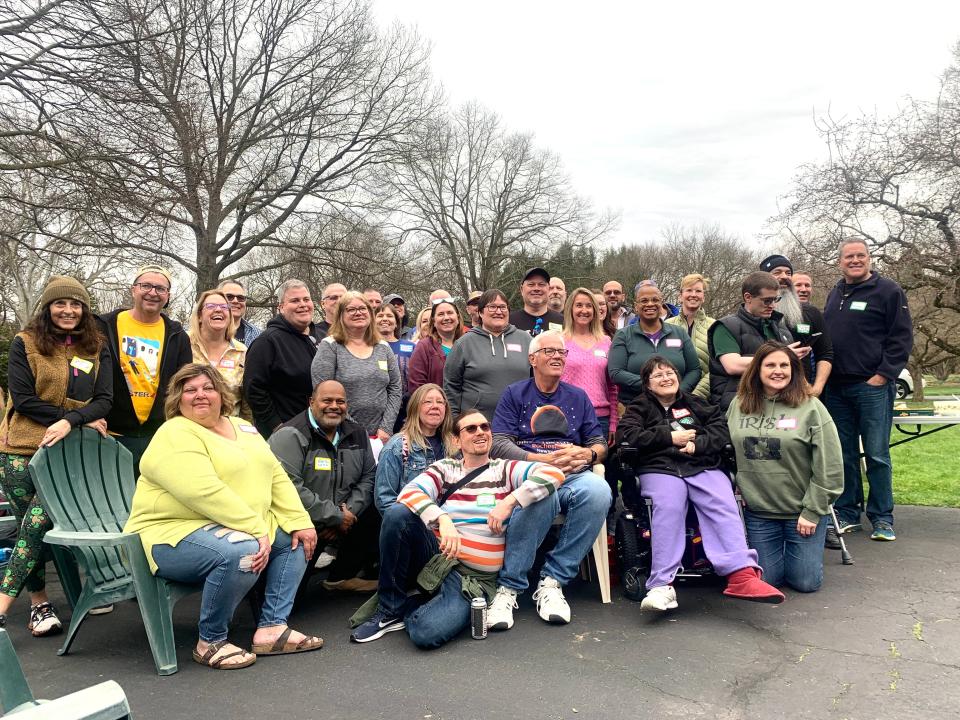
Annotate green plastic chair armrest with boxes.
[43,530,139,548]
[8,680,131,719]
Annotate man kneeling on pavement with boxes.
[269,380,379,593]
[487,329,612,630]
[350,410,564,647]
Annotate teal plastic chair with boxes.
[29,428,199,675]
[1,627,133,717]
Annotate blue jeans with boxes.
[823,381,896,526]
[498,470,611,591]
[376,503,471,648]
[744,511,826,592]
[152,525,307,643]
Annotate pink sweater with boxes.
[562,336,618,431]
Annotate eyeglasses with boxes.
[223,293,247,303]
[484,304,508,314]
[534,347,568,358]
[203,303,230,312]
[431,297,455,306]
[344,306,369,315]
[649,371,677,381]
[757,296,781,306]
[459,422,491,435]
[133,282,170,295]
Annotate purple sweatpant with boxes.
[639,469,758,588]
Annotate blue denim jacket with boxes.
[374,432,444,514]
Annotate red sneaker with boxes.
[723,567,785,604]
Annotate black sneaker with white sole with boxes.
[351,610,405,643]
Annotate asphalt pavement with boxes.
[5,505,959,720]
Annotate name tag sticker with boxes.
[672,407,691,419]
[548,322,563,332]
[219,359,235,369]
[314,456,333,471]
[400,344,414,352]
[665,338,682,348]
[238,424,259,434]
[795,323,810,334]
[70,356,93,374]
[776,417,798,430]
[849,301,867,311]
[506,343,522,352]
[593,349,607,358]
[378,360,388,371]
[477,493,496,507]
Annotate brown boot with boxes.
[722,567,785,604]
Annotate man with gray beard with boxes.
[759,255,833,397]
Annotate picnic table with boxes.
[890,413,960,450]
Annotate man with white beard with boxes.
[759,255,833,397]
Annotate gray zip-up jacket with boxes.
[443,325,531,421]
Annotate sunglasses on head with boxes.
[431,297,455,306]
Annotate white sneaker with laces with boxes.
[640,585,678,612]
[487,586,518,631]
[533,576,570,624]
[314,551,337,569]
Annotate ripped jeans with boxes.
[152,524,306,643]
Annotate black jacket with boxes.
[792,304,833,383]
[823,271,913,384]
[242,314,324,437]
[616,389,731,478]
[267,410,375,527]
[707,306,794,411]
[97,309,192,437]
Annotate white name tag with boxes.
[477,493,496,507]
[378,360,388,371]
[593,349,607,358]
[238,424,259,434]
[849,301,867,311]
[219,359,235,369]
[314,456,333,471]
[400,344,414,352]
[506,343,522,352]
[70,356,93,374]
[672,407,691,419]
[665,338,682,348]
[776,417,798,430]
[548,322,563,332]
[795,323,810,334]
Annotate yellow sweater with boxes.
[124,415,311,573]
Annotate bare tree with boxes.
[595,223,763,315]
[775,42,960,358]
[6,0,439,288]
[385,102,617,299]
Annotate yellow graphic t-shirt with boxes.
[117,311,165,425]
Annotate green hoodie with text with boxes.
[726,395,843,523]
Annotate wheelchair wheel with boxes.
[615,514,648,601]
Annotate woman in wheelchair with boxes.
[727,342,842,593]
[616,356,784,611]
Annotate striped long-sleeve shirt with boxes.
[398,458,564,572]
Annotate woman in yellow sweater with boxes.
[124,363,319,670]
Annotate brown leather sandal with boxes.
[250,626,324,656]
[192,640,257,669]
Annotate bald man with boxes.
[547,278,567,313]
[269,380,379,592]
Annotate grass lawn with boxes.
[890,421,960,508]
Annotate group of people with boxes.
[0,236,912,667]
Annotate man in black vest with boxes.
[706,271,810,410]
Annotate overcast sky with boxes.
[372,1,960,250]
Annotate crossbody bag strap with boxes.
[437,463,490,507]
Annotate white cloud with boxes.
[374,0,960,248]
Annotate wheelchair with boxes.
[609,443,738,602]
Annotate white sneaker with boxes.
[532,576,570,624]
[640,585,678,612]
[487,587,518,631]
[314,550,337,569]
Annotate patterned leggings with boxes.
[0,452,51,598]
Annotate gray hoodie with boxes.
[443,325,532,421]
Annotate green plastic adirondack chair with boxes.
[1,627,133,717]
[28,427,200,676]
